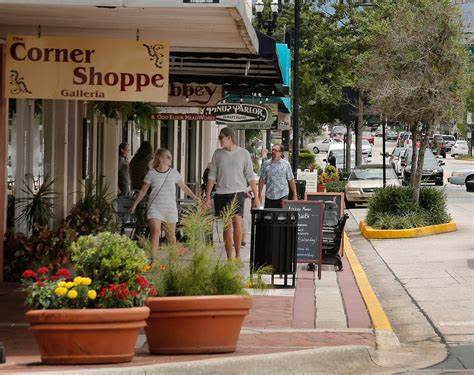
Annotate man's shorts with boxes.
[214,192,246,217]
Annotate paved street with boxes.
[313,135,474,369]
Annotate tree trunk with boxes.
[356,93,363,166]
[470,124,473,157]
[409,124,418,186]
[345,122,352,173]
[411,125,431,205]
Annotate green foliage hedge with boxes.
[325,180,347,193]
[298,150,316,170]
[366,186,451,229]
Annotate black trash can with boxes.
[250,208,298,288]
[295,179,306,200]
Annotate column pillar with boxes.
[102,117,120,196]
[0,44,7,281]
[52,101,69,226]
[67,101,80,211]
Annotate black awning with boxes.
[169,32,286,95]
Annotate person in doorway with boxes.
[258,144,297,208]
[129,141,153,191]
[130,148,198,258]
[328,151,337,168]
[118,142,130,196]
[204,127,260,260]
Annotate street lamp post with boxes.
[382,116,387,187]
[292,0,300,177]
[255,0,280,152]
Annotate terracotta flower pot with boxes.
[145,295,252,354]
[26,307,150,364]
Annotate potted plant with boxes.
[145,203,252,354]
[23,232,155,364]
[318,166,339,192]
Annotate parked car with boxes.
[389,146,406,176]
[362,131,374,145]
[386,130,398,141]
[450,140,469,157]
[448,168,474,192]
[344,164,400,208]
[441,135,456,151]
[325,145,354,173]
[397,131,412,147]
[467,176,474,192]
[362,139,373,157]
[331,126,347,138]
[307,138,342,154]
[401,148,444,186]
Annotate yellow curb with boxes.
[359,220,457,239]
[344,233,393,332]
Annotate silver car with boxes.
[344,164,400,208]
[448,168,474,186]
[307,138,342,154]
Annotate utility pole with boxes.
[292,0,300,176]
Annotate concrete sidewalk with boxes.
[0,235,378,374]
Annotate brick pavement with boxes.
[0,244,375,373]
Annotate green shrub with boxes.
[71,232,148,286]
[298,150,316,170]
[366,186,451,229]
[325,180,347,193]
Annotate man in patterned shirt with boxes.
[258,144,298,208]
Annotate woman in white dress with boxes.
[130,148,197,257]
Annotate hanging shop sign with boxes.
[5,34,170,102]
[156,82,223,107]
[203,103,276,129]
[151,113,216,121]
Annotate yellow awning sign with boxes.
[6,35,169,102]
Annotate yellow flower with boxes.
[65,282,75,289]
[55,287,68,296]
[67,289,78,299]
[73,276,83,286]
[143,264,151,272]
[58,281,66,287]
[88,290,97,300]
[81,277,92,286]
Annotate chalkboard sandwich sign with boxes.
[282,200,325,279]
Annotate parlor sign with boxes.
[203,103,276,129]
[5,35,170,102]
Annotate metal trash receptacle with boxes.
[250,208,298,288]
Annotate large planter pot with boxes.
[145,295,252,354]
[26,307,150,364]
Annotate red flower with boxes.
[149,287,157,296]
[36,281,44,287]
[22,269,38,280]
[131,290,139,298]
[51,275,58,281]
[136,275,149,288]
[37,266,49,275]
[56,268,71,279]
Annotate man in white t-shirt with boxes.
[205,127,260,259]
